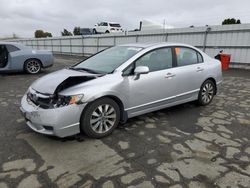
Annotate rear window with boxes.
[197,52,203,63]
[175,47,203,67]
[6,44,20,52]
[109,23,121,27]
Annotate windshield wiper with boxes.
[68,67,104,74]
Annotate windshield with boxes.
[74,46,142,73]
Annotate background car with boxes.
[20,42,222,138]
[0,42,53,74]
[80,28,94,35]
[93,22,123,34]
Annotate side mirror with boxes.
[134,66,149,75]
[94,24,97,26]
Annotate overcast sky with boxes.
[1,0,250,38]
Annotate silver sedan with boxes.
[0,42,53,74]
[20,42,222,138]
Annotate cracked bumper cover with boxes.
[20,94,87,137]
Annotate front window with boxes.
[135,47,173,72]
[74,46,142,73]
[100,22,108,26]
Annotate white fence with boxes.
[12,24,250,64]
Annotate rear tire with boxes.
[80,98,120,138]
[105,30,110,33]
[197,80,216,106]
[24,59,41,74]
[93,29,97,34]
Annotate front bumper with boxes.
[20,94,86,137]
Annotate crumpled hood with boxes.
[31,68,98,94]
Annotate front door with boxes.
[0,45,9,70]
[98,22,108,33]
[124,47,178,117]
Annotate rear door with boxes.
[169,46,206,100]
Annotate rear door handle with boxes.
[165,73,176,78]
[196,67,204,72]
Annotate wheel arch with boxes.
[81,95,127,125]
[203,77,217,95]
[23,58,43,70]
[105,95,127,123]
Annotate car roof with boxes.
[118,42,195,49]
[0,41,20,45]
[0,41,28,49]
[100,21,120,24]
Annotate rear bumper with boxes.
[216,80,223,94]
[20,94,86,137]
[42,54,54,68]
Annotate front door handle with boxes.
[165,73,175,78]
[196,67,204,72]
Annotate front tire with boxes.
[80,98,120,138]
[24,59,41,74]
[198,80,216,106]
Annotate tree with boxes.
[222,18,241,25]
[44,32,52,37]
[35,30,44,38]
[34,30,52,38]
[236,19,241,24]
[61,29,73,36]
[73,27,81,35]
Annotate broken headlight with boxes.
[54,94,84,107]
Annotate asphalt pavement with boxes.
[0,55,250,188]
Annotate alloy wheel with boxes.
[90,104,117,133]
[201,82,214,104]
[26,60,41,74]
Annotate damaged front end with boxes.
[27,76,97,109]
[27,90,84,109]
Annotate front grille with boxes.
[27,91,53,109]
